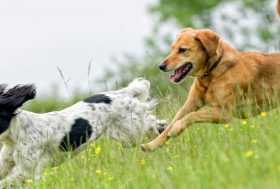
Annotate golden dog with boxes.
[141,27,280,151]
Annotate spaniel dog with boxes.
[0,78,166,188]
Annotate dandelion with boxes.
[242,120,247,126]
[224,124,230,128]
[244,150,254,158]
[139,159,145,166]
[173,155,180,159]
[90,143,95,149]
[260,112,267,118]
[166,166,173,172]
[26,179,33,184]
[251,139,258,144]
[108,176,114,181]
[165,147,170,153]
[95,169,102,174]
[95,147,101,155]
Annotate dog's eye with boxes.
[178,47,187,54]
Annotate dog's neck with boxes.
[201,49,224,79]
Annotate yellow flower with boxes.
[95,147,101,155]
[70,177,75,182]
[165,141,170,145]
[166,166,173,172]
[251,139,258,144]
[224,124,230,128]
[165,147,170,152]
[90,143,95,149]
[95,169,102,174]
[26,179,33,184]
[260,112,267,118]
[140,159,145,166]
[250,125,255,129]
[224,158,230,162]
[173,155,180,159]
[242,120,247,126]
[244,150,254,158]
[108,176,114,181]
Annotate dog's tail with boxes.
[127,78,150,102]
[277,0,280,17]
[0,84,36,114]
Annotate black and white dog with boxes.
[0,78,166,188]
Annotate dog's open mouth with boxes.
[170,63,193,83]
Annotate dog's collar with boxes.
[201,49,224,79]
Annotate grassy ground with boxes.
[20,95,280,189]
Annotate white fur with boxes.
[0,78,166,188]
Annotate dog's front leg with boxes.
[0,144,14,179]
[141,83,203,151]
[168,107,230,137]
[0,164,29,188]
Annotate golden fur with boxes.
[141,28,280,151]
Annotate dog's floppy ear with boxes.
[193,29,220,57]
[0,84,36,114]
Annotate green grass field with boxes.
[20,95,280,189]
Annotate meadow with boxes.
[19,88,280,189]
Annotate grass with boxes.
[20,94,280,189]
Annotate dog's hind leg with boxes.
[0,144,14,179]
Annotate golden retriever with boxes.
[141,26,280,151]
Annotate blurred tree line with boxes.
[98,0,280,102]
[26,0,280,113]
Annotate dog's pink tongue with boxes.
[170,67,184,82]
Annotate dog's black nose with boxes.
[159,63,167,71]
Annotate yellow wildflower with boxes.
[108,176,114,181]
[165,147,170,152]
[26,179,33,184]
[224,124,230,128]
[90,143,95,149]
[242,120,247,126]
[260,112,267,118]
[95,147,101,155]
[140,159,145,166]
[95,169,102,174]
[166,166,173,172]
[251,139,258,144]
[244,150,254,158]
[250,125,255,129]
